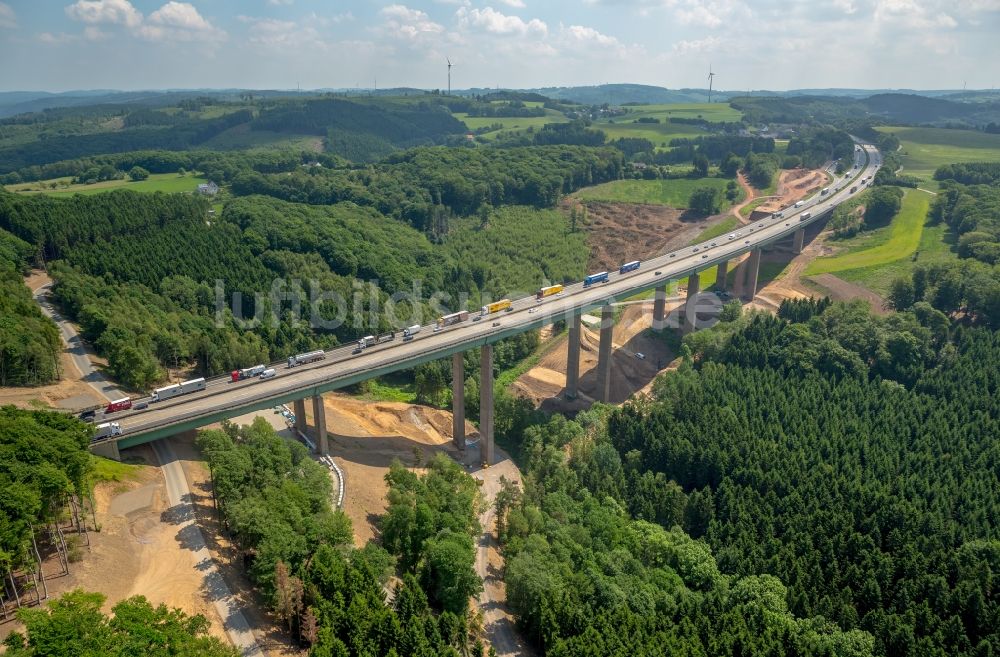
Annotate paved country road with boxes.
[33,281,127,403]
[153,439,264,657]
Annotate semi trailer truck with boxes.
[403,325,421,339]
[105,398,132,414]
[287,350,325,368]
[619,260,640,274]
[93,422,122,442]
[437,311,469,328]
[480,299,512,315]
[231,365,266,382]
[152,377,206,402]
[536,284,563,300]
[583,271,609,287]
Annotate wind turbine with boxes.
[707,65,717,103]
[447,57,453,96]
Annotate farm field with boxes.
[805,188,933,280]
[618,102,743,123]
[455,110,566,136]
[877,126,1000,187]
[573,177,741,209]
[5,172,209,196]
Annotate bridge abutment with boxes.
[565,313,582,398]
[479,344,494,464]
[452,352,466,450]
[90,439,120,461]
[596,304,614,402]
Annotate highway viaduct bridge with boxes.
[90,145,880,463]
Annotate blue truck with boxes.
[619,260,640,274]
[583,271,610,287]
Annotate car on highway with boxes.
[669,253,676,258]
[134,401,148,411]
[745,239,751,244]
[728,233,736,240]
[492,321,501,327]
[655,270,662,275]
[702,254,708,259]
[710,241,717,247]
[528,308,537,314]
[635,352,645,360]
[693,247,700,252]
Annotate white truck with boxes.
[794,201,804,208]
[403,325,421,339]
[93,422,122,442]
[799,212,812,221]
[259,368,276,380]
[357,335,376,349]
[152,377,206,402]
[287,350,325,368]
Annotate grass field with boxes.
[455,110,567,136]
[618,103,743,123]
[573,177,741,209]
[693,216,741,243]
[805,188,932,278]
[835,220,957,295]
[6,172,209,196]
[877,126,1000,186]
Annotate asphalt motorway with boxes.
[97,144,880,444]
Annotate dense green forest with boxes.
[515,301,999,657]
[0,186,587,389]
[0,407,93,596]
[928,170,1000,265]
[197,420,485,655]
[497,408,875,656]
[3,590,238,657]
[0,227,60,386]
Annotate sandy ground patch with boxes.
[301,395,473,547]
[0,444,227,645]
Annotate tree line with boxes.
[197,419,485,655]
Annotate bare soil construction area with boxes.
[0,444,228,646]
[301,395,475,546]
[574,200,716,271]
[755,168,830,215]
[512,300,683,412]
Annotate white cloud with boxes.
[238,15,323,49]
[266,0,294,5]
[561,24,620,48]
[456,6,547,37]
[380,4,445,41]
[84,25,110,40]
[0,2,16,29]
[672,35,722,54]
[137,2,223,42]
[498,0,527,7]
[65,0,142,28]
[38,31,79,44]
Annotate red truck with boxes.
[105,398,132,414]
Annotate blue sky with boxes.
[0,0,997,92]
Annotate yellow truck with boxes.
[480,299,512,315]
[535,284,563,300]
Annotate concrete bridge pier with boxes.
[792,228,805,254]
[293,398,307,434]
[596,304,614,403]
[744,248,762,300]
[716,260,729,292]
[565,314,582,399]
[479,344,495,465]
[652,285,667,331]
[311,394,329,455]
[452,352,466,450]
[683,272,701,333]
